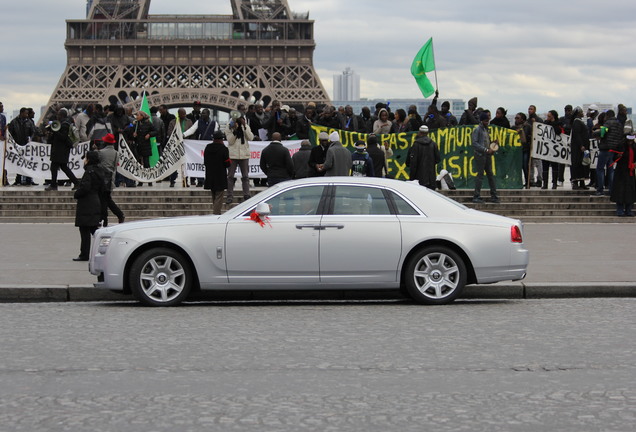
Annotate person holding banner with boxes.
[541,110,562,190]
[471,112,499,204]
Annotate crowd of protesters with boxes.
[2,95,634,216]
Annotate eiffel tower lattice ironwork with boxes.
[43,0,330,119]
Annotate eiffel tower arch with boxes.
[43,0,330,120]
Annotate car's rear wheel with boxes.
[129,248,192,306]
[405,246,466,305]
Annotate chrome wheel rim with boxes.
[139,255,186,303]
[413,252,460,299]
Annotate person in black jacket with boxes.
[408,125,441,189]
[594,109,622,196]
[45,109,80,191]
[570,107,590,190]
[204,131,231,215]
[73,151,105,261]
[610,135,636,216]
[366,135,386,178]
[132,111,157,186]
[260,132,293,186]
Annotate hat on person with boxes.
[468,97,478,106]
[329,131,340,142]
[318,131,329,140]
[281,105,290,112]
[588,104,598,112]
[102,133,116,144]
[213,130,225,140]
[354,140,367,149]
[419,125,429,133]
[479,112,490,121]
[367,135,378,146]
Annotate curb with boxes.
[1,283,635,303]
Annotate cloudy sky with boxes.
[2,0,635,120]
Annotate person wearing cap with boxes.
[407,125,440,189]
[96,133,125,226]
[569,107,590,190]
[471,112,499,203]
[350,140,374,177]
[72,151,106,261]
[186,101,202,123]
[439,101,457,127]
[204,130,231,215]
[459,97,479,126]
[323,131,352,176]
[292,140,313,179]
[260,132,294,186]
[308,131,331,176]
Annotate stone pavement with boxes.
[0,222,634,302]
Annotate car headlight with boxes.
[97,236,112,254]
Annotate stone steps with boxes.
[0,186,629,224]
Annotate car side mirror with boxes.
[255,202,271,217]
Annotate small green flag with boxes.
[411,38,436,98]
[140,91,160,167]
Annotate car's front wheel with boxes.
[405,246,466,305]
[129,247,192,306]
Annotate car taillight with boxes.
[511,225,523,243]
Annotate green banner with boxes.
[309,125,523,189]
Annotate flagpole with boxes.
[432,38,439,92]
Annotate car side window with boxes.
[389,191,420,215]
[264,186,324,216]
[333,185,391,215]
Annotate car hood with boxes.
[96,215,225,236]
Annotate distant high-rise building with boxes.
[333,67,360,101]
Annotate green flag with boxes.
[140,91,160,167]
[411,38,436,98]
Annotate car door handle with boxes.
[322,224,344,230]
[296,224,321,230]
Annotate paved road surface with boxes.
[0,299,634,431]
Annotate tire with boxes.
[129,247,192,306]
[404,246,466,305]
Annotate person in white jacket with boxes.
[225,116,254,203]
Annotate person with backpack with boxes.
[45,109,80,191]
[351,140,374,177]
[87,104,112,148]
